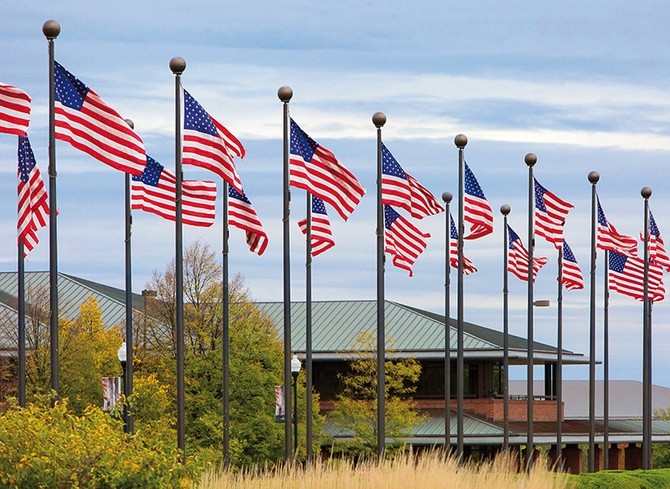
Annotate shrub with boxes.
[0,396,196,488]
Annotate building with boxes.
[1,271,669,472]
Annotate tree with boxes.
[653,407,670,467]
[329,331,425,457]
[136,240,324,466]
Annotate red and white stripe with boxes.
[0,83,30,136]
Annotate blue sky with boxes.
[2,2,670,391]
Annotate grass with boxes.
[199,451,571,489]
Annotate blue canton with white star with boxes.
[183,90,218,136]
[381,143,407,180]
[54,61,89,110]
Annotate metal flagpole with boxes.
[501,204,511,450]
[556,243,564,465]
[587,170,600,472]
[43,19,61,402]
[222,180,230,468]
[455,134,467,460]
[278,86,294,461]
[525,152,537,466]
[373,112,387,459]
[306,192,314,461]
[169,56,186,458]
[603,250,609,469]
[442,191,453,450]
[641,186,652,469]
[18,242,26,407]
[123,119,135,434]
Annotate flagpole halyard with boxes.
[641,186,652,470]
[373,111,387,459]
[500,204,511,451]
[442,191,453,450]
[524,152,537,467]
[455,133,467,460]
[43,19,61,403]
[278,85,294,461]
[587,170,600,472]
[170,55,187,459]
[123,118,135,434]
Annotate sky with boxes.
[2,2,670,390]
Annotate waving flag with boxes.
[54,62,145,175]
[609,250,664,302]
[298,196,334,257]
[17,136,49,254]
[380,143,443,219]
[384,205,430,276]
[507,224,547,282]
[228,186,268,256]
[182,89,244,192]
[0,83,30,136]
[131,156,217,227]
[561,240,584,290]
[464,162,493,239]
[534,178,573,249]
[449,214,477,275]
[643,212,670,272]
[289,119,365,221]
[597,197,637,257]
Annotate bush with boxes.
[569,469,670,489]
[0,396,196,488]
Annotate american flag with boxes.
[609,250,664,302]
[54,62,145,176]
[289,119,365,221]
[17,136,49,254]
[298,196,335,257]
[507,224,548,282]
[643,211,670,272]
[131,156,217,228]
[464,161,493,240]
[228,186,268,256]
[561,240,584,291]
[449,214,477,275]
[534,178,573,250]
[380,143,443,219]
[182,89,244,193]
[0,83,30,136]
[384,205,430,277]
[597,197,638,257]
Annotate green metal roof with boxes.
[257,300,496,354]
[255,300,582,361]
[0,271,146,333]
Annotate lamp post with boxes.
[291,354,302,456]
[117,341,128,433]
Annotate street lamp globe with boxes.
[291,354,302,377]
[117,342,127,364]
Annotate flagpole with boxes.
[442,191,453,450]
[524,152,537,466]
[43,19,61,402]
[373,112,387,459]
[641,186,652,470]
[455,133,467,460]
[500,204,511,451]
[18,242,26,407]
[305,191,314,461]
[222,180,230,468]
[278,86,294,461]
[603,250,609,469]
[556,243,564,465]
[587,170,600,472]
[123,119,135,434]
[170,56,186,458]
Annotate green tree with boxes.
[653,407,670,467]
[329,331,425,457]
[137,240,324,467]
